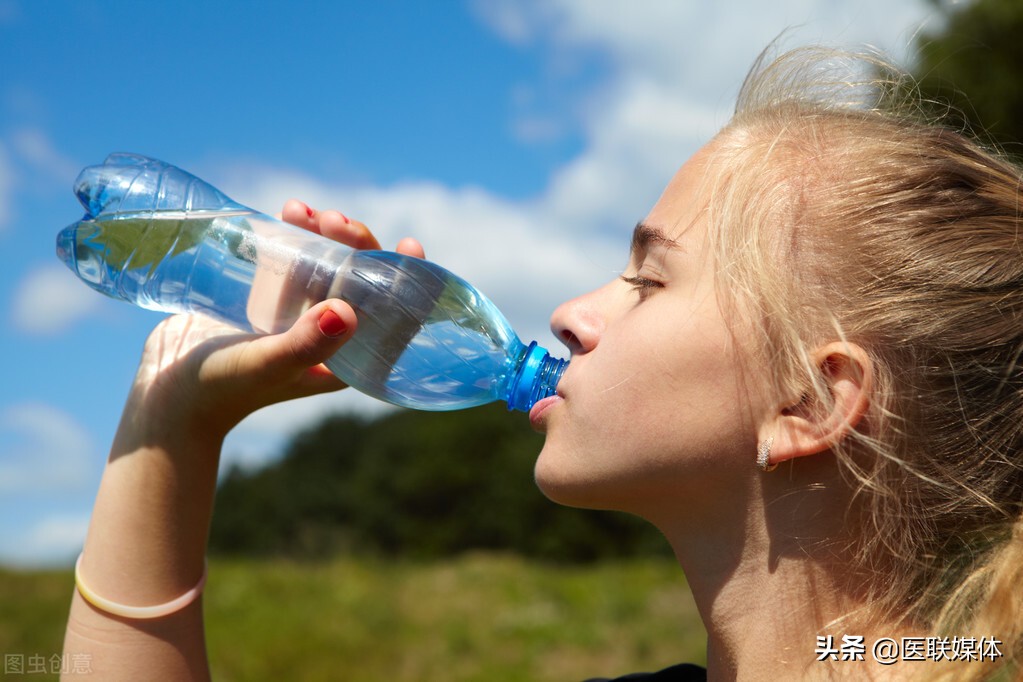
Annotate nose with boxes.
[550,288,605,356]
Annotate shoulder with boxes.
[581,662,707,681]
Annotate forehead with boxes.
[642,141,722,243]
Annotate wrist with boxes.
[121,364,239,448]
[75,552,208,620]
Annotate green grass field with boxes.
[1,554,706,681]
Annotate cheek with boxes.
[578,308,747,448]
[625,308,739,396]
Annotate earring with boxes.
[757,437,777,472]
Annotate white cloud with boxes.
[538,77,721,236]
[471,0,541,45]
[0,402,95,493]
[10,263,104,334]
[478,0,933,77]
[0,126,78,232]
[222,391,395,474]
[10,127,79,182]
[221,166,621,343]
[512,115,566,144]
[5,514,91,567]
[475,0,941,265]
[0,403,98,565]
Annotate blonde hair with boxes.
[709,47,1023,680]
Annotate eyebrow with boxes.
[630,221,681,258]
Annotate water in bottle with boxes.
[56,153,566,412]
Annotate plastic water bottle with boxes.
[55,153,566,412]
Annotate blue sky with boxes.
[0,0,940,567]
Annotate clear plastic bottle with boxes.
[56,153,566,412]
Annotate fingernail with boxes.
[318,309,347,337]
[306,205,315,218]
[340,212,351,225]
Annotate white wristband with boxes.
[74,553,207,619]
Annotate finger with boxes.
[280,199,398,253]
[395,237,426,259]
[318,211,383,250]
[280,199,317,230]
[247,299,358,379]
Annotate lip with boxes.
[528,394,563,431]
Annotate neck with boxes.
[644,458,917,681]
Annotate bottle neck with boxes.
[506,341,568,412]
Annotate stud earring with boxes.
[757,437,777,472]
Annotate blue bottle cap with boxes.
[507,341,568,412]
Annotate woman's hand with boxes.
[128,201,425,439]
[279,199,425,257]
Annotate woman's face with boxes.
[532,142,767,513]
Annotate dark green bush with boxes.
[210,404,670,562]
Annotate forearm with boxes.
[58,205,379,680]
[63,390,224,681]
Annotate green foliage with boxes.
[205,555,704,682]
[913,0,1023,153]
[1,555,705,682]
[210,404,671,562]
[0,566,73,660]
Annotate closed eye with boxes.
[620,274,663,300]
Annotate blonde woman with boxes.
[63,47,1022,681]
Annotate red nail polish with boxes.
[306,205,315,218]
[340,212,351,224]
[318,309,347,337]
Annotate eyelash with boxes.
[620,274,663,299]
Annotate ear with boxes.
[761,341,873,465]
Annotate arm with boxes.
[62,203,422,681]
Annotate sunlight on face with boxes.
[534,141,770,516]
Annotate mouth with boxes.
[528,392,564,432]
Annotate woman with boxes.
[62,47,1022,680]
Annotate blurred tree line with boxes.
[914,0,1023,154]
[210,404,671,562]
[210,0,1023,563]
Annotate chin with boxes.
[533,444,618,511]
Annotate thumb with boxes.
[257,299,358,377]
